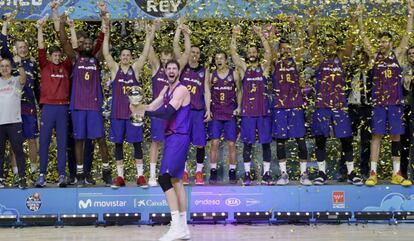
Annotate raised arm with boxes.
[230,26,247,72]
[204,69,212,122]
[253,25,272,76]
[233,69,242,116]
[173,23,183,60]
[339,7,359,63]
[358,5,375,60]
[1,12,14,60]
[16,62,27,85]
[59,14,76,63]
[396,0,414,62]
[68,18,78,50]
[306,7,323,66]
[177,24,191,71]
[102,23,117,76]
[132,20,158,74]
[50,0,60,32]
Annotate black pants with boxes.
[0,123,26,178]
[343,105,371,177]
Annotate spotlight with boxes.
[394,212,414,221]
[354,211,393,221]
[233,211,271,223]
[20,214,58,226]
[60,213,98,225]
[0,215,17,226]
[190,212,228,223]
[274,211,311,222]
[149,213,171,225]
[313,211,352,222]
[103,213,141,225]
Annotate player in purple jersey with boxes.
[308,8,362,185]
[271,25,312,186]
[174,23,211,185]
[61,14,112,187]
[359,1,414,186]
[131,60,191,241]
[102,16,157,188]
[1,12,39,180]
[146,21,190,187]
[231,25,273,185]
[208,51,241,184]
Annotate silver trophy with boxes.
[102,97,112,119]
[128,86,144,126]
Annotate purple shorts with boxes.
[189,109,207,146]
[372,105,404,135]
[272,108,306,139]
[240,116,272,144]
[109,118,143,143]
[159,134,190,179]
[311,108,352,138]
[72,110,104,140]
[208,119,237,142]
[150,117,165,142]
[21,114,39,139]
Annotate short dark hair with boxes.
[13,39,27,46]
[120,47,133,54]
[160,47,174,56]
[215,50,227,60]
[279,38,290,45]
[378,32,393,40]
[166,59,180,70]
[76,30,88,39]
[407,45,414,54]
[48,45,62,55]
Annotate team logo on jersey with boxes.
[255,68,261,73]
[212,77,218,84]
[228,75,233,82]
[334,58,339,64]
[199,71,205,78]
[26,193,42,212]
[89,58,95,64]
[29,62,34,67]
[135,0,187,18]
[128,69,133,76]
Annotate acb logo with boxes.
[136,0,187,18]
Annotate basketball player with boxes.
[231,25,273,185]
[174,25,211,185]
[102,17,156,188]
[131,60,191,241]
[147,22,191,186]
[359,1,414,186]
[208,51,241,184]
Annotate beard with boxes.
[79,49,93,58]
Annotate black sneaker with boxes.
[229,169,237,184]
[57,175,67,188]
[347,171,363,186]
[102,169,112,186]
[13,175,19,187]
[243,172,251,186]
[77,173,85,188]
[68,175,77,185]
[0,178,5,188]
[262,171,275,185]
[313,171,327,185]
[84,173,96,185]
[337,173,347,182]
[18,178,27,189]
[209,168,218,184]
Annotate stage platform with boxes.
[1,184,413,225]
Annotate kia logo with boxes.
[135,0,187,18]
[225,198,241,207]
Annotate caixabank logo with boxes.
[135,0,187,17]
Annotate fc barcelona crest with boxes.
[199,71,205,78]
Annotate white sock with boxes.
[196,163,204,172]
[278,162,287,174]
[346,162,354,175]
[263,162,271,174]
[116,164,124,178]
[211,163,217,169]
[317,162,326,173]
[184,163,188,172]
[393,160,401,174]
[150,163,156,178]
[171,210,180,225]
[102,163,109,169]
[136,163,144,177]
[244,162,251,173]
[77,165,84,174]
[300,162,307,174]
[180,211,187,225]
[229,164,236,170]
[370,161,377,173]
[30,163,37,173]
[13,166,18,175]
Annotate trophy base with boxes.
[131,122,144,127]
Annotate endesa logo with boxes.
[332,191,345,208]
[194,199,221,206]
[78,199,127,209]
[225,198,241,207]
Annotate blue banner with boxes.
[0,0,405,21]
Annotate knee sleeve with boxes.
[158,173,173,192]
[133,142,143,159]
[196,147,205,164]
[340,137,353,163]
[115,143,123,160]
[262,143,271,162]
[392,141,401,157]
[296,138,308,160]
[315,136,327,162]
[243,143,253,163]
[276,139,286,160]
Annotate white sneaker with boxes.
[276,172,289,185]
[148,176,158,187]
[158,224,187,241]
[182,224,191,240]
[299,173,312,186]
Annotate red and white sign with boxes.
[332,191,345,208]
